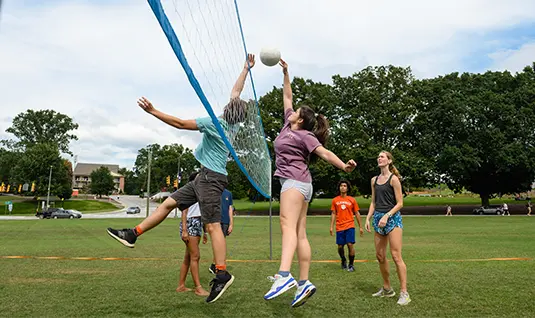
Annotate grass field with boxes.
[233,196,519,211]
[0,216,534,317]
[0,196,118,215]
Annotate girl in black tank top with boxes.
[364,151,411,305]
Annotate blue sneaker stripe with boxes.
[265,277,295,298]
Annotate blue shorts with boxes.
[336,228,355,245]
[373,211,403,236]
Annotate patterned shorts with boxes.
[179,217,203,237]
[373,211,403,236]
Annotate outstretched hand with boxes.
[279,59,288,74]
[138,97,156,114]
[343,159,357,173]
[244,53,255,70]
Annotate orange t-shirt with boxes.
[331,196,359,231]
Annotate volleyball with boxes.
[259,47,281,67]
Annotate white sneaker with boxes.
[372,287,396,298]
[264,274,297,300]
[397,291,411,305]
[291,280,316,307]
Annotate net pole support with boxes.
[269,196,273,260]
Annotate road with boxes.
[0,195,182,220]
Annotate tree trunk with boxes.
[480,194,490,207]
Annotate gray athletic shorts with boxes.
[280,178,313,202]
[170,167,228,224]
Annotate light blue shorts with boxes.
[373,210,403,236]
[280,178,313,202]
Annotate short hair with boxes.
[337,179,351,194]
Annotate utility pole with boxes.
[146,148,152,217]
[46,166,52,209]
[72,155,77,190]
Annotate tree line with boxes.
[1,62,534,206]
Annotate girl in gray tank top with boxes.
[365,151,411,306]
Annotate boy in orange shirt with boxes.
[330,180,363,272]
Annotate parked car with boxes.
[65,209,83,217]
[472,205,504,215]
[126,206,141,214]
[50,209,82,219]
[36,208,63,219]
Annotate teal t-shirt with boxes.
[194,117,230,175]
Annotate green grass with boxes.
[234,196,519,211]
[0,216,534,317]
[0,196,118,215]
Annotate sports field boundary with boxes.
[0,255,531,263]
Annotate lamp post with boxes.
[146,148,152,218]
[46,166,52,209]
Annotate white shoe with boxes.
[397,291,411,305]
[264,274,297,300]
[372,287,396,298]
[291,280,316,307]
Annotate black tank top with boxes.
[374,174,396,211]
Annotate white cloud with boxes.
[488,42,535,72]
[1,0,535,170]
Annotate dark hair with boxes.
[337,179,351,195]
[298,105,329,146]
[188,171,199,182]
[223,98,247,125]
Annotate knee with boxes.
[391,251,404,264]
[205,223,220,233]
[190,250,200,262]
[376,252,387,263]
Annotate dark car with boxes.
[36,208,63,219]
[126,206,141,214]
[472,205,503,215]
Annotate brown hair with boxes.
[381,151,401,180]
[223,98,247,125]
[298,105,329,146]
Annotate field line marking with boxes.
[0,256,531,263]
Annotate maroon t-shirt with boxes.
[273,108,322,183]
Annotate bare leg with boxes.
[374,232,391,289]
[388,227,407,292]
[176,247,191,292]
[136,197,177,233]
[186,236,209,296]
[206,222,226,268]
[279,189,305,272]
[296,200,311,281]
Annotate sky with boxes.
[1,0,535,170]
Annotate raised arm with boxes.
[313,146,356,173]
[137,97,198,130]
[279,59,293,113]
[231,54,255,99]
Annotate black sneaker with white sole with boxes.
[107,228,137,248]
[206,270,234,303]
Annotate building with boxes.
[73,163,125,195]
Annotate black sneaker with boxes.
[347,265,355,272]
[341,262,347,270]
[209,263,216,275]
[107,228,137,248]
[206,270,234,303]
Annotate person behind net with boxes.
[176,171,209,297]
[263,58,357,307]
[209,188,234,274]
[330,179,363,272]
[106,54,256,304]
[365,151,411,306]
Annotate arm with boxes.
[279,59,293,113]
[227,205,234,235]
[365,178,376,232]
[386,176,404,217]
[330,210,336,236]
[231,54,255,99]
[137,97,198,131]
[181,208,189,242]
[313,146,356,172]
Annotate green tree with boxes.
[411,64,535,206]
[89,166,115,197]
[118,167,140,195]
[11,143,71,197]
[3,109,79,155]
[0,148,19,183]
